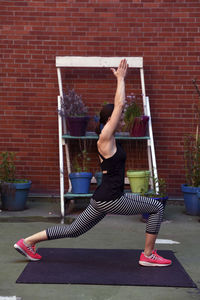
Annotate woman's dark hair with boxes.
[95,104,114,135]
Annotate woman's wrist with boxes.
[117,76,125,82]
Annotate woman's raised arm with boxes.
[100,59,128,141]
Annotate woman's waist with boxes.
[92,183,124,201]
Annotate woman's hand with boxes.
[110,59,128,80]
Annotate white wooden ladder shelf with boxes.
[56,56,158,223]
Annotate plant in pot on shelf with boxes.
[59,88,89,136]
[0,152,31,211]
[141,176,168,222]
[127,170,150,194]
[124,93,149,137]
[181,79,200,216]
[69,150,92,194]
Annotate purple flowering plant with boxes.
[59,88,88,117]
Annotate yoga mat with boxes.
[16,248,197,287]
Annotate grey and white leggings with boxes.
[46,193,164,240]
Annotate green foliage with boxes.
[184,134,200,187]
[183,79,200,187]
[0,152,16,182]
[149,176,167,198]
[141,175,167,198]
[72,150,91,173]
[124,94,142,131]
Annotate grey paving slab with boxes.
[0,200,200,300]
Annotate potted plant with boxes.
[182,134,200,215]
[141,176,168,222]
[124,94,149,136]
[0,152,32,211]
[181,79,200,216]
[69,149,92,194]
[59,88,89,136]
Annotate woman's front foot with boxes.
[139,249,172,267]
[14,239,42,261]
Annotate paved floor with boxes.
[0,198,200,300]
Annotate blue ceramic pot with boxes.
[1,180,32,211]
[69,172,92,194]
[181,184,200,216]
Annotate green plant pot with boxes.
[0,180,31,211]
[127,170,150,194]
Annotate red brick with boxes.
[0,0,199,196]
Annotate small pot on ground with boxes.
[0,152,31,211]
[181,184,200,216]
[183,127,200,216]
[1,180,32,211]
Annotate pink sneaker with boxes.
[14,239,42,261]
[139,249,172,267]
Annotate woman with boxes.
[14,59,171,267]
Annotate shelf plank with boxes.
[62,133,150,140]
[64,190,134,199]
[64,192,93,198]
[56,56,143,68]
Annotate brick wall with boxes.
[0,0,199,196]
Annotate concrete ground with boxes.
[0,198,200,300]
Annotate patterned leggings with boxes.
[46,193,164,240]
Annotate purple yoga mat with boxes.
[16,248,196,287]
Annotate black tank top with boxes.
[93,141,126,201]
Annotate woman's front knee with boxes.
[155,200,164,210]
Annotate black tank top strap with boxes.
[97,150,105,160]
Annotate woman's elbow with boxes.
[115,102,125,110]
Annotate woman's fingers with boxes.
[121,59,127,70]
[118,59,128,73]
[110,68,116,75]
[111,59,128,77]
[119,59,128,76]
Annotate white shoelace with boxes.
[145,250,160,260]
[23,241,36,253]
